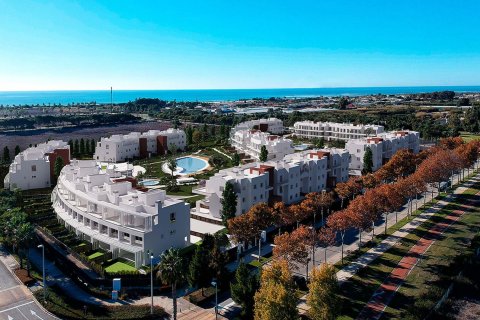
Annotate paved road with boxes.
[0,248,58,320]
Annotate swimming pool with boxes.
[140,179,160,186]
[294,143,311,151]
[162,156,209,175]
[175,156,209,174]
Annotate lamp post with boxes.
[37,244,46,303]
[211,280,218,320]
[150,253,154,315]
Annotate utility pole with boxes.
[110,86,113,109]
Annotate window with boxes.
[253,184,257,189]
[31,165,36,172]
[242,197,246,203]
[170,212,176,222]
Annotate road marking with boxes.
[0,302,34,314]
[17,309,28,320]
[0,286,20,294]
[30,310,44,320]
[8,316,13,320]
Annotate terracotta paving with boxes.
[357,197,478,320]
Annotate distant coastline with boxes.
[1,86,480,106]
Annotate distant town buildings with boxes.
[232,117,284,134]
[94,128,186,162]
[231,130,294,161]
[4,140,70,191]
[192,148,349,219]
[293,121,385,141]
[346,130,420,175]
[52,160,190,268]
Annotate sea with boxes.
[0,86,479,106]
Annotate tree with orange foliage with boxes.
[349,201,370,247]
[248,202,273,259]
[317,227,336,263]
[439,136,464,150]
[327,209,353,264]
[375,183,405,234]
[288,203,311,228]
[417,149,456,197]
[228,213,256,246]
[346,176,363,199]
[356,190,382,239]
[381,149,417,180]
[271,202,289,235]
[396,176,418,218]
[273,225,310,270]
[305,191,334,225]
[335,182,352,208]
[362,173,379,190]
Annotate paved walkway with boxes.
[357,189,479,320]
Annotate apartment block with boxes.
[192,147,348,219]
[52,160,190,268]
[232,117,284,134]
[4,140,70,191]
[94,128,186,162]
[293,121,384,141]
[231,130,294,161]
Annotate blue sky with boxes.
[1,0,479,90]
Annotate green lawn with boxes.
[385,184,480,320]
[88,251,104,260]
[104,261,137,273]
[460,131,480,142]
[336,183,479,320]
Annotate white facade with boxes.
[346,138,384,174]
[232,118,284,134]
[231,130,294,161]
[293,121,385,141]
[346,130,420,175]
[193,147,348,219]
[52,160,190,268]
[4,140,70,191]
[94,129,186,162]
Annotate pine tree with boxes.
[14,145,21,156]
[307,263,341,320]
[90,139,96,154]
[74,139,80,156]
[3,146,10,163]
[231,262,258,319]
[85,139,91,155]
[188,246,212,296]
[79,138,85,155]
[54,157,64,179]
[221,182,237,226]
[363,146,373,174]
[232,153,241,166]
[259,145,268,162]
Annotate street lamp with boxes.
[211,280,218,320]
[37,244,46,303]
[150,254,154,315]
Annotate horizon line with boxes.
[1,84,480,93]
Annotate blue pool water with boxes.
[140,179,160,186]
[176,156,208,174]
[294,144,311,151]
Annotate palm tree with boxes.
[167,158,177,179]
[156,248,185,320]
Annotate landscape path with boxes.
[357,187,479,320]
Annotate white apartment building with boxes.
[378,131,420,159]
[193,147,349,219]
[293,121,385,141]
[232,118,284,134]
[52,160,190,268]
[231,130,294,161]
[4,140,70,191]
[94,128,186,162]
[346,138,384,174]
[346,130,420,175]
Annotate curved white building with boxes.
[293,121,385,141]
[52,160,190,268]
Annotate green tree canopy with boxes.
[259,145,268,162]
[363,147,373,174]
[221,182,237,226]
[231,262,259,319]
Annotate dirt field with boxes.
[0,120,173,154]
